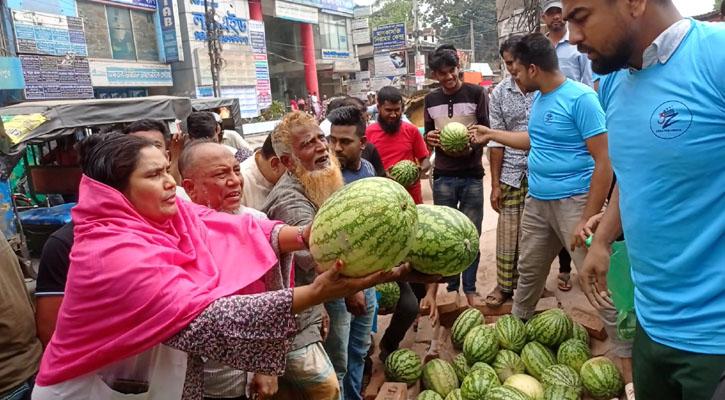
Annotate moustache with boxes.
[577,44,595,54]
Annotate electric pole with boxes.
[413,0,421,90]
[204,0,222,97]
[470,19,475,63]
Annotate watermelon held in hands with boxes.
[492,350,526,382]
[544,385,581,400]
[494,314,527,353]
[445,388,463,400]
[540,364,582,391]
[422,359,459,397]
[463,325,500,365]
[309,177,418,277]
[526,309,574,348]
[557,339,592,372]
[461,369,500,400]
[405,205,479,276]
[384,349,423,386]
[580,357,624,400]
[503,374,545,400]
[452,353,472,383]
[520,341,557,380]
[376,282,400,309]
[452,308,484,349]
[484,385,530,400]
[440,122,470,153]
[390,160,419,187]
[418,390,444,400]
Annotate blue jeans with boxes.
[343,287,377,400]
[433,176,483,294]
[1,375,34,400]
[323,298,351,399]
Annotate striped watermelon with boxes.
[580,357,623,400]
[520,342,556,380]
[390,160,419,187]
[309,177,418,277]
[557,339,591,372]
[540,364,582,391]
[544,385,581,400]
[571,323,589,345]
[440,122,470,153]
[504,374,544,400]
[452,353,472,383]
[452,308,484,348]
[406,205,479,276]
[418,390,444,400]
[471,362,498,379]
[460,369,500,400]
[526,309,573,348]
[484,385,529,400]
[445,389,463,400]
[376,282,400,309]
[492,350,525,382]
[384,349,422,386]
[422,359,459,397]
[463,325,499,364]
[494,314,527,353]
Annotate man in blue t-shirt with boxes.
[563,0,725,397]
[470,31,632,374]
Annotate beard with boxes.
[580,36,635,75]
[378,116,402,134]
[292,153,345,208]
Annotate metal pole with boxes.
[414,0,422,90]
[204,0,219,97]
[470,19,475,62]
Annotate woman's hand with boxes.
[313,261,410,302]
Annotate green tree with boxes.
[422,0,499,63]
[715,0,723,12]
[370,0,413,29]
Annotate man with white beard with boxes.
[262,111,345,399]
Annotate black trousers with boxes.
[379,282,426,356]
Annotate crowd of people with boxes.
[1,0,724,399]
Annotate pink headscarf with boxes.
[36,176,284,386]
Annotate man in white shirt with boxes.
[211,112,253,153]
[240,135,286,211]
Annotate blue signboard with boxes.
[191,11,249,44]
[87,0,157,10]
[372,23,406,52]
[284,0,353,15]
[0,58,26,90]
[157,0,179,62]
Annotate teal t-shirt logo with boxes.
[543,111,554,125]
[649,100,693,139]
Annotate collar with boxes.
[547,29,570,45]
[504,76,526,95]
[639,19,691,70]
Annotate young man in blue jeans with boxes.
[424,44,490,305]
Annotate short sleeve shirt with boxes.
[342,159,377,184]
[35,222,75,297]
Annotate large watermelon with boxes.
[504,374,544,400]
[460,369,499,400]
[422,359,459,397]
[384,349,423,386]
[376,282,400,309]
[540,364,582,391]
[463,325,499,365]
[484,385,529,400]
[451,308,484,348]
[571,323,589,345]
[491,350,525,382]
[439,122,470,153]
[580,357,623,400]
[544,385,581,400]
[406,205,479,276]
[520,342,556,380]
[526,309,573,348]
[390,160,419,187]
[309,177,418,277]
[452,353,472,383]
[494,314,527,353]
[557,339,591,372]
[471,362,498,379]
[418,390,444,400]
[445,389,463,400]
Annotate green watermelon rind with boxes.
[384,349,423,386]
[520,341,557,380]
[451,308,484,349]
[406,205,480,276]
[580,357,624,400]
[544,384,581,400]
[309,177,418,277]
[445,388,463,400]
[460,369,500,400]
[495,314,527,353]
[451,353,472,383]
[440,122,470,153]
[471,362,498,379]
[376,282,400,309]
[540,364,582,391]
[571,323,590,345]
[422,359,459,398]
[418,390,445,400]
[463,325,499,365]
[526,309,574,348]
[390,160,419,187]
[484,385,530,400]
[557,339,592,373]
[491,349,526,383]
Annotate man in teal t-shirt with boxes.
[563,0,725,398]
[470,31,632,375]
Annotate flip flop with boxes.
[485,288,512,307]
[558,272,573,292]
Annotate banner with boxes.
[372,23,406,52]
[374,51,406,77]
[12,9,88,57]
[157,0,179,62]
[415,54,425,84]
[248,20,272,109]
[89,61,172,87]
[87,0,157,10]
[20,55,93,99]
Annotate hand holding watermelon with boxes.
[425,129,441,147]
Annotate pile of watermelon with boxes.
[393,308,624,400]
[309,177,480,278]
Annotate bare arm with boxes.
[36,296,63,348]
[591,184,623,248]
[471,126,531,150]
[489,147,504,213]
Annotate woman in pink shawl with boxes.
[32,134,406,400]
